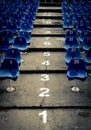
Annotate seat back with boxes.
[66,30,77,38]
[64,37,79,50]
[1,58,19,71]
[18,31,31,44]
[83,37,91,51]
[0,36,9,50]
[67,59,87,80]
[1,30,14,44]
[0,58,19,79]
[65,48,82,64]
[68,59,87,71]
[5,48,21,65]
[13,36,27,51]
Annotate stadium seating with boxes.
[67,58,87,92]
[0,58,19,92]
[65,48,82,65]
[5,48,22,65]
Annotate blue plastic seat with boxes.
[20,21,33,33]
[63,19,74,29]
[0,19,7,29]
[14,14,22,21]
[25,13,35,23]
[7,21,17,33]
[13,36,28,52]
[74,15,83,25]
[76,20,87,33]
[65,48,82,65]
[67,58,87,81]
[5,48,22,65]
[1,30,14,44]
[0,58,19,92]
[65,30,77,38]
[86,19,91,30]
[13,19,21,29]
[0,36,9,51]
[0,58,19,80]
[80,30,91,42]
[82,37,91,51]
[85,48,91,64]
[64,37,79,50]
[18,31,31,45]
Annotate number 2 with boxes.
[39,88,50,97]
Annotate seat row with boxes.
[0,0,39,33]
[0,0,39,92]
[0,30,31,45]
[64,29,88,92]
[62,0,91,30]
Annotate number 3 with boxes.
[41,74,49,81]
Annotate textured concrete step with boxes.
[34,19,63,26]
[32,28,65,35]
[0,74,91,107]
[31,37,65,49]
[37,12,62,17]
[0,109,91,130]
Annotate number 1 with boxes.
[39,111,47,124]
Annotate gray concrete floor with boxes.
[0,2,91,130]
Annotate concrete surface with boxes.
[0,109,91,130]
[0,2,91,130]
[34,19,63,25]
[0,74,91,107]
[32,28,65,35]
[31,37,65,49]
[37,12,62,17]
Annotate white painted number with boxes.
[39,111,47,124]
[44,52,50,57]
[39,88,50,97]
[42,60,50,65]
[74,59,79,64]
[44,41,51,45]
[41,74,49,81]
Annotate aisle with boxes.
[0,1,91,130]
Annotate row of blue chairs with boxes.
[64,31,88,92]
[0,20,33,33]
[0,0,39,92]
[0,30,31,45]
[0,36,28,92]
[62,0,91,31]
[0,0,39,33]
[63,30,89,91]
[64,30,91,65]
[64,30,88,76]
[0,36,28,52]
